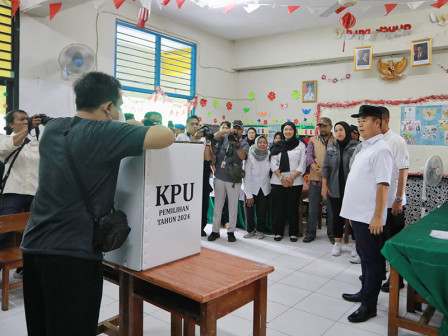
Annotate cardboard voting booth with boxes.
[105,142,203,271]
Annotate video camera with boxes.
[197,125,216,146]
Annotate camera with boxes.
[198,126,216,145]
[28,114,51,132]
[228,133,239,143]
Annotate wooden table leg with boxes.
[200,300,217,336]
[171,314,182,336]
[388,266,399,336]
[119,272,143,336]
[183,317,196,336]
[253,277,268,336]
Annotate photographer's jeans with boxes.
[212,178,241,234]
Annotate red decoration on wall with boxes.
[437,64,448,73]
[200,98,207,107]
[161,0,171,6]
[384,4,398,16]
[214,118,217,123]
[176,0,185,9]
[321,73,351,83]
[431,0,448,9]
[268,91,276,101]
[198,116,202,122]
[335,6,347,14]
[136,7,150,28]
[294,119,298,124]
[226,101,233,111]
[222,115,226,120]
[339,12,356,52]
[263,120,268,125]
[114,0,126,9]
[49,3,62,21]
[11,0,20,18]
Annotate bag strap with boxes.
[63,122,99,224]
[0,138,30,194]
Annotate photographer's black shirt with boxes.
[21,117,148,260]
[215,134,249,183]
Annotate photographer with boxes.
[0,111,42,259]
[208,120,248,242]
[176,115,213,237]
[20,72,175,336]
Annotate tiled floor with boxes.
[0,225,443,335]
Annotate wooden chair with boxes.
[0,212,30,311]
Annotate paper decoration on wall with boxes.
[257,119,261,122]
[267,91,276,101]
[248,92,255,101]
[291,90,300,99]
[223,4,235,13]
[11,0,20,18]
[258,112,267,117]
[334,27,344,39]
[213,99,220,108]
[384,4,397,15]
[431,0,448,9]
[302,109,311,115]
[303,118,308,122]
[434,14,448,26]
[408,1,425,10]
[226,101,233,111]
[161,0,171,6]
[423,108,437,120]
[321,73,352,83]
[251,120,254,124]
[378,57,407,81]
[243,108,250,112]
[244,118,248,122]
[222,115,226,120]
[198,116,202,122]
[207,111,211,116]
[148,86,171,103]
[437,64,448,73]
[200,98,207,107]
[176,0,185,9]
[271,118,276,123]
[280,119,284,123]
[137,7,150,28]
[213,118,217,123]
[288,6,300,14]
[93,0,107,12]
[114,0,125,9]
[263,120,268,125]
[280,103,288,110]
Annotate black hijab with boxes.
[270,122,300,172]
[246,127,258,147]
[335,121,351,196]
[335,121,351,149]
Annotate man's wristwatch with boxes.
[395,196,403,202]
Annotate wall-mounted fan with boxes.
[58,44,95,80]
[421,155,444,218]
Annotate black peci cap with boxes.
[351,105,383,119]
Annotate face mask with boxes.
[118,110,125,123]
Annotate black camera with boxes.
[27,114,51,132]
[228,133,238,143]
[198,126,216,145]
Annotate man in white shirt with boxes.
[379,107,409,293]
[176,115,213,237]
[304,84,315,101]
[340,105,393,323]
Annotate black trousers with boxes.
[244,189,269,233]
[202,160,212,230]
[352,221,383,310]
[329,196,355,240]
[23,253,103,336]
[272,184,302,237]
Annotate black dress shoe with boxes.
[342,291,363,302]
[347,306,377,323]
[201,230,207,237]
[380,280,405,293]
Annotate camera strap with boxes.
[0,138,30,195]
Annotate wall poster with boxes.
[401,105,448,146]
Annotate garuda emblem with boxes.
[377,57,407,81]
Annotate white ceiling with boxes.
[21,0,436,40]
[150,0,435,40]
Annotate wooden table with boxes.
[101,247,274,336]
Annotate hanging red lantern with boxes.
[339,12,356,52]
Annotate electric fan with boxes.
[421,155,444,218]
[58,44,95,80]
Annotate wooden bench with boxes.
[0,212,30,311]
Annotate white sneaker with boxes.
[350,255,361,264]
[351,244,358,258]
[332,242,342,256]
[256,232,265,239]
[243,231,256,238]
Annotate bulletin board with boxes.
[401,105,448,146]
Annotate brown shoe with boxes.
[302,235,315,243]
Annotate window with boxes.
[0,3,19,132]
[115,21,196,125]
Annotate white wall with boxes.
[19,1,237,119]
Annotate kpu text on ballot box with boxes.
[105,142,204,271]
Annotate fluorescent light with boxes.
[206,0,251,9]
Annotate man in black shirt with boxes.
[21,72,174,336]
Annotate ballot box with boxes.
[104,142,203,271]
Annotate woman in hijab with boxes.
[270,122,307,242]
[321,121,359,258]
[245,127,258,147]
[272,132,284,145]
[243,136,270,239]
